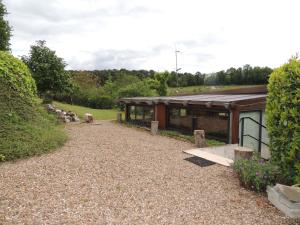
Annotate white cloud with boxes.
[4,0,300,73]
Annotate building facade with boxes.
[120,94,267,146]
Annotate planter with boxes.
[267,184,300,218]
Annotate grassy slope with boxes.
[53,101,120,120]
[0,107,67,161]
[168,85,259,96]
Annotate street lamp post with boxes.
[175,49,181,87]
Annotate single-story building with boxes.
[119,93,269,154]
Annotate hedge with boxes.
[266,57,300,184]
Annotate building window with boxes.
[128,105,154,127]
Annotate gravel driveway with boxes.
[0,121,298,225]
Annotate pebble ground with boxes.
[0,121,299,225]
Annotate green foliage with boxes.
[233,154,280,192]
[0,51,37,119]
[0,51,67,161]
[22,40,73,100]
[266,57,300,184]
[205,65,273,86]
[118,80,156,98]
[0,108,67,161]
[0,1,11,51]
[151,71,170,96]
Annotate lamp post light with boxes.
[175,49,181,87]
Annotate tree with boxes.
[266,56,300,184]
[149,71,170,96]
[22,40,73,101]
[0,0,12,51]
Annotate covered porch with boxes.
[120,94,266,144]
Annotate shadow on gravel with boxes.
[184,156,216,167]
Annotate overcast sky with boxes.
[4,0,300,73]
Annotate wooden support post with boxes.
[151,121,159,135]
[117,112,122,123]
[234,146,253,161]
[194,130,205,148]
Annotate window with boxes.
[180,109,187,117]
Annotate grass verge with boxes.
[119,122,225,147]
[0,107,67,162]
[53,101,120,120]
[159,129,225,146]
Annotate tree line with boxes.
[0,0,273,110]
[68,64,273,89]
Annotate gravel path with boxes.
[0,121,298,225]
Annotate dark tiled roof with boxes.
[120,94,266,105]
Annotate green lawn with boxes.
[168,85,261,96]
[53,101,120,120]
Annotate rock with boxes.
[84,113,93,123]
[73,116,80,122]
[66,111,76,117]
[46,104,55,112]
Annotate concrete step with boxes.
[183,149,234,167]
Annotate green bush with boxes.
[0,51,67,161]
[266,57,300,184]
[118,80,156,98]
[233,154,280,192]
[0,51,37,119]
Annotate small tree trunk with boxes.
[194,130,205,148]
[234,147,253,161]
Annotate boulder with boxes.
[84,113,93,123]
[73,116,80,122]
[55,109,62,114]
[46,104,55,112]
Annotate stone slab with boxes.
[183,149,234,167]
[267,185,300,218]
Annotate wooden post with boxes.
[234,146,253,161]
[151,121,159,135]
[117,112,122,123]
[194,130,205,148]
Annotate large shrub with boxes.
[118,80,156,98]
[266,57,300,184]
[0,51,67,161]
[0,51,37,119]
